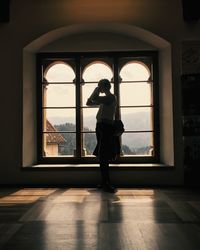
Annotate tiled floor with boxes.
[1,187,200,249]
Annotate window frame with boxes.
[36,51,160,164]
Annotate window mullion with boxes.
[152,55,160,161]
[75,57,82,158]
[37,57,43,162]
[114,56,124,158]
[113,56,120,120]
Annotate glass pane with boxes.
[45,63,75,82]
[120,62,150,81]
[120,82,152,106]
[43,133,76,156]
[82,108,98,131]
[44,109,76,131]
[82,133,97,156]
[43,84,75,107]
[82,62,113,82]
[121,132,153,156]
[82,83,114,107]
[121,107,153,131]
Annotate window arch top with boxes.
[120,61,150,81]
[44,62,75,82]
[82,62,113,82]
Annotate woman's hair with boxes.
[98,79,111,90]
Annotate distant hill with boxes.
[51,111,152,149]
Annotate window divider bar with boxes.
[81,105,154,108]
[120,80,153,83]
[42,81,75,84]
[113,57,120,120]
[123,130,154,133]
[75,58,82,158]
[81,131,96,133]
[43,131,76,133]
[120,105,153,108]
[37,55,43,162]
[42,107,75,109]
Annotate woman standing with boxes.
[86,79,117,192]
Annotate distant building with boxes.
[45,120,66,156]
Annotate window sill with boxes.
[22,163,174,170]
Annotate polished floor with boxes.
[1,187,200,249]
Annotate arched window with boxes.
[82,62,113,155]
[42,62,76,157]
[82,62,113,82]
[37,52,159,163]
[119,62,153,156]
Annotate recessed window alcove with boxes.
[23,23,174,170]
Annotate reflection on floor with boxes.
[1,187,200,249]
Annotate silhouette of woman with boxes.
[86,79,117,192]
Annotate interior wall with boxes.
[159,46,174,165]
[1,0,200,186]
[39,32,155,52]
[23,52,37,167]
